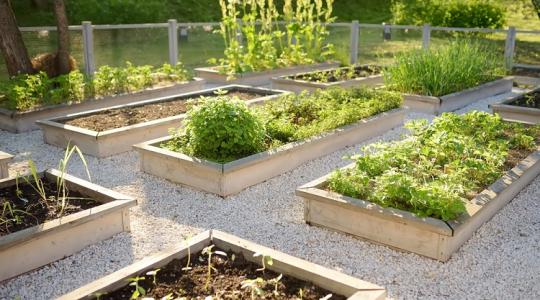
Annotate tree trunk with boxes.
[53,0,71,75]
[0,0,35,76]
[533,0,540,19]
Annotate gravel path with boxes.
[0,90,539,300]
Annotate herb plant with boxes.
[162,87,402,163]
[0,62,192,111]
[384,41,505,97]
[211,0,335,77]
[328,112,540,221]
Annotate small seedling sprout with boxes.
[253,252,273,272]
[241,277,265,299]
[145,268,160,285]
[127,276,146,299]
[201,245,227,291]
[181,234,192,271]
[269,273,283,296]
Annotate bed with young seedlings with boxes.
[385,42,512,115]
[195,0,339,86]
[271,65,383,93]
[490,86,540,124]
[134,87,404,196]
[0,63,204,133]
[59,230,385,300]
[37,86,286,157]
[0,151,12,179]
[296,112,540,261]
[0,146,136,281]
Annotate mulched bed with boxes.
[103,247,345,299]
[512,67,540,78]
[0,176,99,236]
[63,91,263,132]
[288,66,381,83]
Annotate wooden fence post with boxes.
[383,22,391,40]
[350,20,359,65]
[504,26,516,70]
[168,19,178,65]
[422,24,431,50]
[82,21,95,75]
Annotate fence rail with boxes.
[13,20,540,76]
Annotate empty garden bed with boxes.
[491,86,540,124]
[37,86,286,157]
[58,230,385,300]
[271,65,383,93]
[0,169,136,281]
[296,112,540,261]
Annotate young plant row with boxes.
[162,87,402,163]
[0,62,191,111]
[210,0,335,77]
[328,111,540,221]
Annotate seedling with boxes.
[268,273,283,296]
[127,276,146,299]
[253,252,273,272]
[181,234,192,271]
[145,268,160,285]
[201,245,227,291]
[241,277,265,299]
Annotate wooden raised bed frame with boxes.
[490,86,540,125]
[195,62,340,86]
[37,85,288,158]
[271,65,384,93]
[403,78,513,115]
[134,108,405,197]
[296,146,540,262]
[59,230,386,300]
[0,169,136,282]
[0,78,205,133]
[0,151,13,179]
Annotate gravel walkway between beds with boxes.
[0,90,539,300]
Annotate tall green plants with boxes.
[210,0,335,77]
[384,41,505,97]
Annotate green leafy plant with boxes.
[328,111,539,221]
[384,41,505,97]
[211,0,335,77]
[164,96,266,163]
[127,276,146,299]
[162,87,402,163]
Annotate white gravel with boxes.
[0,89,539,300]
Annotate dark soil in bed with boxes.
[512,67,540,78]
[508,91,540,109]
[63,91,263,132]
[102,247,345,299]
[288,65,381,83]
[0,177,99,236]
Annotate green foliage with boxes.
[391,0,506,29]
[260,88,402,142]
[164,96,266,163]
[211,0,335,77]
[384,41,505,97]
[328,112,539,221]
[162,87,401,163]
[0,62,191,111]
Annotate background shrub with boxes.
[391,0,506,29]
[384,41,505,97]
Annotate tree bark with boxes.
[0,0,35,76]
[53,0,71,75]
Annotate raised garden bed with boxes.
[271,65,383,93]
[37,86,286,158]
[296,113,540,261]
[403,78,513,115]
[195,62,340,86]
[0,151,13,179]
[58,230,385,300]
[0,78,205,133]
[134,107,405,196]
[0,169,136,282]
[490,86,540,124]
